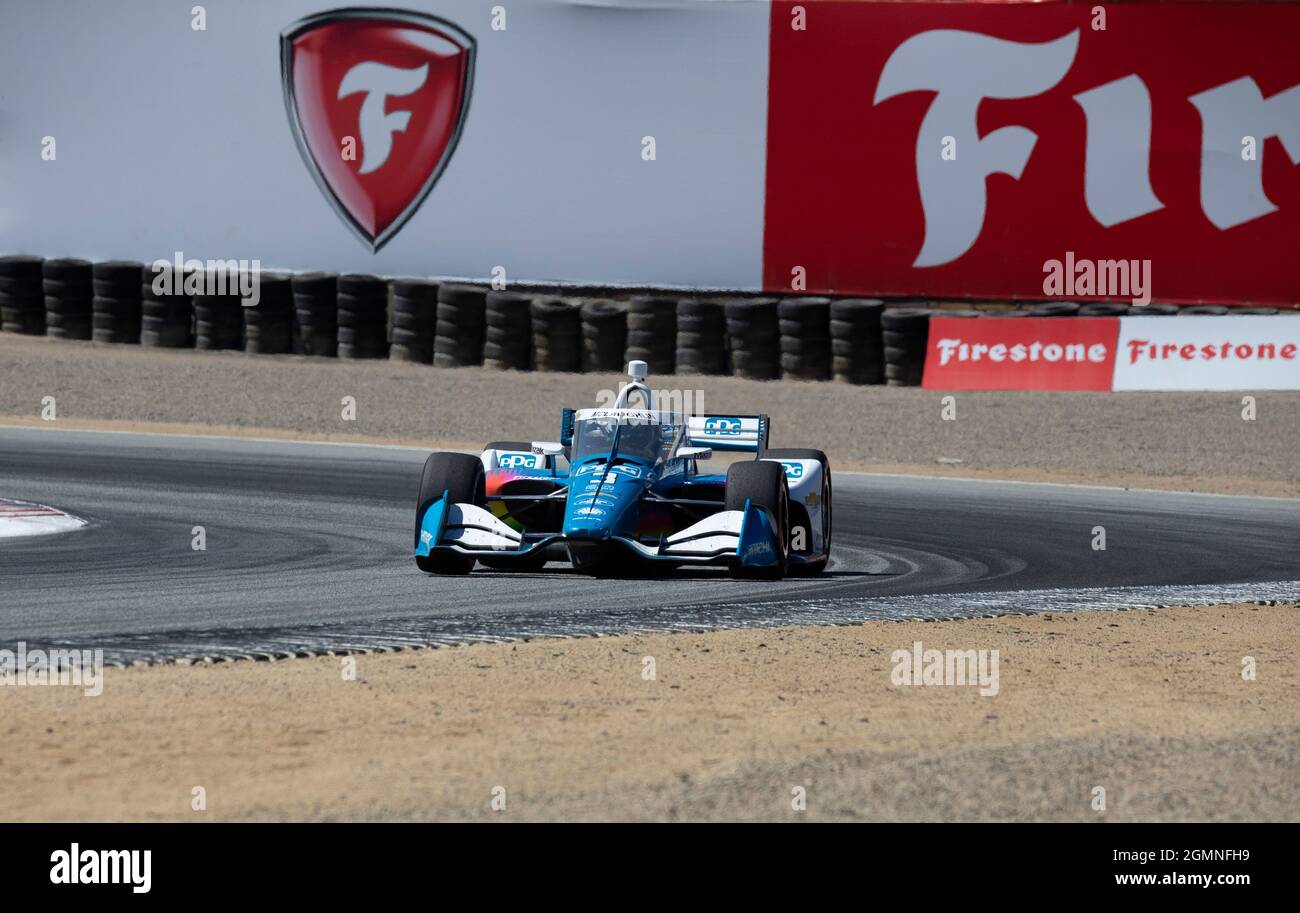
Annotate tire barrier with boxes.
[192,281,243,351]
[337,273,389,360]
[242,271,291,355]
[724,297,780,380]
[42,258,93,341]
[626,295,676,375]
[0,256,46,335]
[291,272,338,357]
[91,260,144,344]
[1077,303,1129,317]
[6,254,1297,381]
[531,297,581,372]
[141,263,193,348]
[434,283,487,368]
[829,297,884,385]
[1028,301,1080,317]
[580,300,627,372]
[778,296,831,381]
[390,278,438,364]
[483,290,531,371]
[881,306,931,386]
[674,297,727,376]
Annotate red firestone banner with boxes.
[764,1,1300,305]
[921,316,1120,390]
[923,315,1300,390]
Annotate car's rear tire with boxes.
[414,452,486,575]
[761,448,832,575]
[724,460,788,580]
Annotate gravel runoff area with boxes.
[2,602,1295,822]
[1,333,1298,497]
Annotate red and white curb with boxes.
[0,499,87,539]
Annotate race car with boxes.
[413,361,831,579]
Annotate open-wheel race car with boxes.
[413,362,831,579]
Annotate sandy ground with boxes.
[1,334,1298,496]
[2,333,1297,822]
[2,602,1295,822]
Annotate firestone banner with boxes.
[764,0,1300,304]
[923,316,1300,390]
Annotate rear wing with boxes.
[685,414,770,453]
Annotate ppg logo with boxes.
[780,461,804,479]
[498,452,537,469]
[705,417,742,436]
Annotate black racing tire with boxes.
[414,452,486,575]
[1028,301,1080,317]
[724,460,789,580]
[760,448,831,575]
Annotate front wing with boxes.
[415,496,784,571]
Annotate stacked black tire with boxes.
[881,307,931,386]
[292,273,338,357]
[779,297,831,381]
[140,263,193,348]
[1028,301,1079,317]
[1179,305,1230,316]
[674,298,726,375]
[531,297,580,372]
[830,298,884,384]
[0,256,46,335]
[43,258,93,341]
[242,272,292,354]
[92,261,144,344]
[390,279,437,364]
[1129,303,1179,315]
[1077,303,1128,317]
[434,284,486,367]
[625,296,675,375]
[724,297,780,380]
[581,300,626,372]
[337,273,388,359]
[483,291,531,370]
[192,269,243,351]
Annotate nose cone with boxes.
[564,462,644,539]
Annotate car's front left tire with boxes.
[724,459,789,580]
[414,451,486,575]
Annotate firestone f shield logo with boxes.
[281,8,475,251]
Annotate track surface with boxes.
[1,427,1298,661]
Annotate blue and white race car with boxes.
[413,362,831,579]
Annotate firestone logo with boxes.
[875,29,1300,267]
[281,8,476,251]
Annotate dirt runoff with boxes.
[1,333,1298,497]
[2,602,1295,822]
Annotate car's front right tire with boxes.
[414,451,486,575]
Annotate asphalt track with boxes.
[1,426,1298,664]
